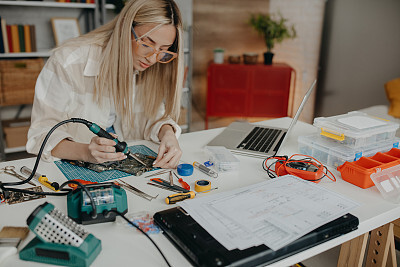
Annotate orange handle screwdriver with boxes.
[172,172,190,191]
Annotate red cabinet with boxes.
[206,63,294,129]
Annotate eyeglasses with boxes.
[131,26,177,64]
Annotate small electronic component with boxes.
[4,186,45,205]
[64,152,156,176]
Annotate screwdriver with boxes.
[165,187,218,204]
[85,121,147,166]
[20,166,60,191]
[172,172,190,191]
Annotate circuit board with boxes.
[5,186,46,205]
[54,145,159,182]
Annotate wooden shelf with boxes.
[0,51,52,58]
[0,1,96,8]
[5,146,27,154]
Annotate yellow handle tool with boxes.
[20,166,60,192]
[165,191,196,204]
[165,187,218,204]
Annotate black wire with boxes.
[2,118,91,187]
[106,210,172,267]
[0,118,97,214]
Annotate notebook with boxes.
[206,80,316,158]
[154,207,359,267]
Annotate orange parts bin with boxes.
[337,148,400,189]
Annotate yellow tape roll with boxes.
[195,180,211,193]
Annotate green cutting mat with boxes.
[54,145,158,182]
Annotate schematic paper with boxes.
[179,175,359,251]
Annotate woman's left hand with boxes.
[153,125,182,168]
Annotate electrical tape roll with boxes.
[177,164,194,176]
[195,180,211,193]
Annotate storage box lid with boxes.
[313,111,399,139]
[298,134,398,161]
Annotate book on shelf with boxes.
[6,25,13,53]
[1,18,9,53]
[10,25,20,53]
[29,25,37,52]
[24,25,32,53]
[18,24,25,52]
[0,19,4,53]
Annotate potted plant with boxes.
[248,13,296,65]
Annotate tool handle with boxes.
[38,175,60,191]
[165,191,195,204]
[68,179,97,189]
[88,123,129,154]
[178,179,190,191]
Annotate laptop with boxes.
[154,207,359,267]
[206,80,317,158]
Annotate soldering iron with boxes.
[77,118,146,166]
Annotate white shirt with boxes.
[26,44,181,161]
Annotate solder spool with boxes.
[194,180,211,193]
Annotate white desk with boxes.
[1,117,399,267]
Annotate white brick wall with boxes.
[269,0,325,123]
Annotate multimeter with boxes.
[272,157,328,183]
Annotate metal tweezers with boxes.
[117,179,158,201]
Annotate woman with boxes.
[26,0,184,169]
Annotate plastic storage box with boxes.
[370,165,400,203]
[298,134,398,168]
[205,146,240,172]
[337,148,400,189]
[313,111,399,149]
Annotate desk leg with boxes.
[365,223,397,267]
[337,233,369,267]
[393,218,400,238]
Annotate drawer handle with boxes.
[320,128,345,141]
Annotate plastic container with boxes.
[313,111,399,149]
[370,165,400,203]
[298,134,398,168]
[337,148,400,189]
[205,146,240,172]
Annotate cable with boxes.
[106,210,172,267]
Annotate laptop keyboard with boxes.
[237,127,282,153]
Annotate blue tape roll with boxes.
[177,164,194,176]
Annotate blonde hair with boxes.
[57,0,184,127]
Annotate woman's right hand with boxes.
[86,136,127,163]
